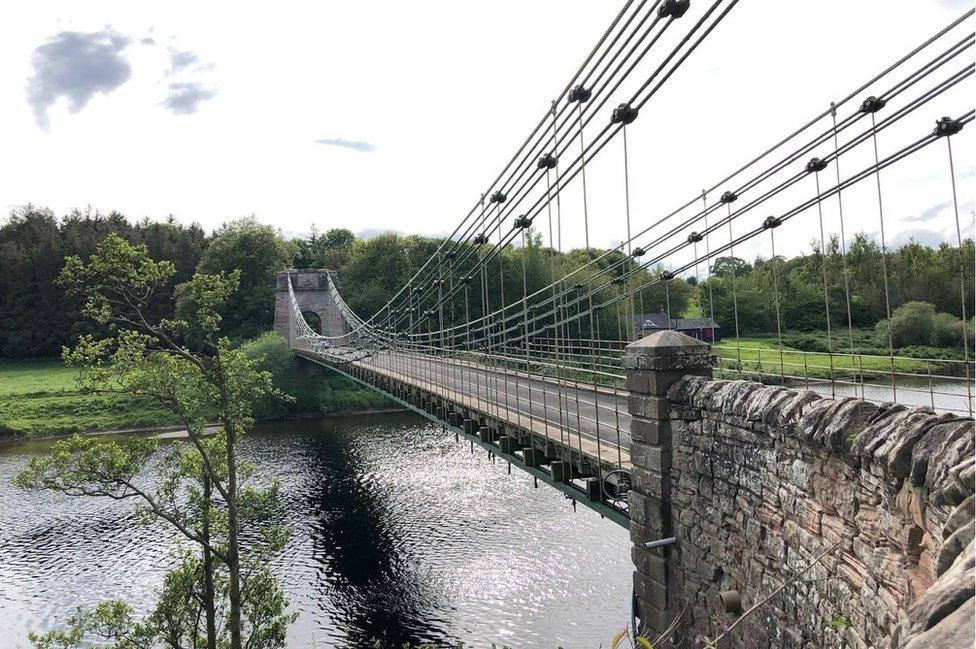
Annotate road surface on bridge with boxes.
[317,348,633,470]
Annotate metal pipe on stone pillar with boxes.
[624,330,713,641]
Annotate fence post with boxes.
[624,330,713,639]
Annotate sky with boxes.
[0,0,973,268]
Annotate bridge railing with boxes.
[506,335,975,417]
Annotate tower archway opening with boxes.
[301,311,322,334]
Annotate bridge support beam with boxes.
[625,331,712,640]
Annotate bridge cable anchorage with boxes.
[866,103,899,403]
[610,103,639,126]
[941,116,974,417]
[537,152,558,170]
[809,155,837,397]
[829,102,862,399]
[575,94,603,469]
[658,0,691,19]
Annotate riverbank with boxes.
[0,359,395,439]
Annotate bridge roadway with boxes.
[300,346,632,472]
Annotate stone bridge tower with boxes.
[273,269,347,344]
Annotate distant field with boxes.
[715,337,937,380]
[0,360,177,438]
[0,361,80,395]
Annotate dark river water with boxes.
[0,413,631,648]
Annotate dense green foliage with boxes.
[0,207,206,358]
[241,333,391,418]
[699,235,975,335]
[323,229,690,340]
[189,218,295,340]
[874,301,974,349]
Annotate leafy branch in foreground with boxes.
[15,233,295,649]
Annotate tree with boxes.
[342,233,412,317]
[190,217,293,340]
[711,256,750,278]
[293,227,355,270]
[15,234,295,649]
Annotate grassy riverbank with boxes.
[0,361,179,437]
[0,338,393,438]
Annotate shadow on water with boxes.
[264,414,447,647]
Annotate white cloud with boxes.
[26,28,131,129]
[161,81,216,115]
[314,138,376,153]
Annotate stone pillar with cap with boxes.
[624,330,713,639]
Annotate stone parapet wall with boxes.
[661,376,974,648]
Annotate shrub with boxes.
[875,301,936,348]
[932,312,967,348]
[783,333,830,353]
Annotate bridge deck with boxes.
[305,348,632,471]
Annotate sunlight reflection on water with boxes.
[0,413,631,648]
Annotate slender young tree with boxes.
[16,233,295,649]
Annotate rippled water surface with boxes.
[0,413,631,648]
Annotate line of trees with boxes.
[698,234,975,346]
[0,208,289,358]
[2,206,972,361]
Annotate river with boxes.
[0,413,631,649]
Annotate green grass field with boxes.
[0,361,178,438]
[714,337,938,380]
[0,361,80,395]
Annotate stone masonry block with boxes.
[633,442,672,473]
[628,394,670,419]
[630,514,673,546]
[632,418,672,445]
[623,331,714,371]
[632,545,669,582]
[636,597,673,637]
[624,353,716,372]
[632,470,671,500]
[637,368,713,396]
[629,491,670,531]
[624,330,711,357]
[633,570,669,611]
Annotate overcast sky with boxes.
[0,0,973,266]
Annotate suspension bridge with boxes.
[277,2,975,645]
